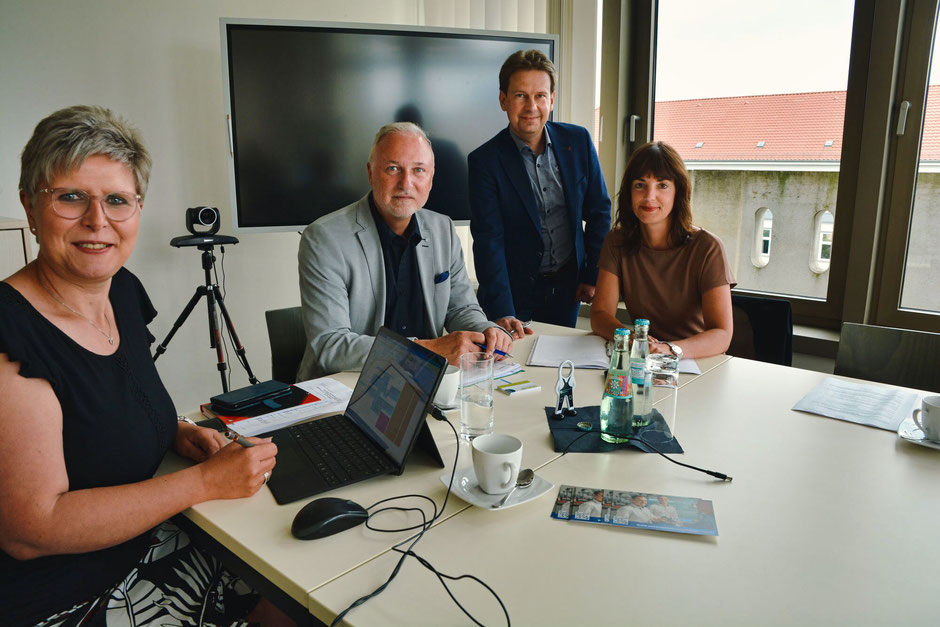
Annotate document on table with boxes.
[526,334,700,373]
[527,335,610,368]
[229,377,353,436]
[792,377,920,431]
[461,360,523,387]
[678,359,701,375]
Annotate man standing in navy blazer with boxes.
[469,49,611,333]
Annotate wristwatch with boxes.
[491,324,515,341]
[177,415,197,426]
[663,341,683,359]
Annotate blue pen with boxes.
[474,342,513,358]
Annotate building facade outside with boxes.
[656,89,939,312]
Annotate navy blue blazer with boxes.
[468,121,612,320]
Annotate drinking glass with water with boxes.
[459,352,495,441]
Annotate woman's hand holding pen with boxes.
[197,434,278,500]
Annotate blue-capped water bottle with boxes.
[600,328,633,443]
[630,319,653,426]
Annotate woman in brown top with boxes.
[590,141,735,358]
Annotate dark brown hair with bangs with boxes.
[615,141,695,254]
[499,49,557,94]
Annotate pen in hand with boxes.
[224,429,255,448]
[474,342,513,358]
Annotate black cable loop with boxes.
[330,416,510,627]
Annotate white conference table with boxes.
[309,357,940,625]
[160,322,725,618]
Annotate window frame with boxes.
[871,0,940,330]
[810,210,835,273]
[751,207,773,268]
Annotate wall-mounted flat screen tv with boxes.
[220,19,556,233]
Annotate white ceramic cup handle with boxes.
[913,408,924,431]
[501,462,517,489]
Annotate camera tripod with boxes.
[152,235,259,393]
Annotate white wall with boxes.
[0,0,596,411]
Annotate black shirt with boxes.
[0,269,177,625]
[369,195,428,338]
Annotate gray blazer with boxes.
[297,194,493,380]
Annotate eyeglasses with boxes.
[38,188,141,222]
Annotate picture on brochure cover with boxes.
[551,485,718,536]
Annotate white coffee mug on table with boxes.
[471,434,522,494]
[433,365,460,407]
[912,395,940,442]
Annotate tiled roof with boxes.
[921,87,940,160]
[654,88,940,162]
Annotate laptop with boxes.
[265,327,447,505]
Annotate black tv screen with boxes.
[220,20,556,233]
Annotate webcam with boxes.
[185,206,220,235]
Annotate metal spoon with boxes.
[492,468,535,508]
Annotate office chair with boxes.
[834,322,940,393]
[726,294,793,366]
[264,306,306,384]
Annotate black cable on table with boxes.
[330,414,509,627]
[560,428,732,481]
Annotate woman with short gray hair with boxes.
[0,105,279,625]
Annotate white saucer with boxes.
[897,416,940,450]
[440,467,553,510]
[433,400,459,412]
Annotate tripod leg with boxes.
[153,287,207,361]
[205,284,230,393]
[215,291,260,385]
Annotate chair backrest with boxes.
[727,294,793,366]
[834,322,940,393]
[264,306,306,384]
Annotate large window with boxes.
[604,0,940,332]
[652,0,854,301]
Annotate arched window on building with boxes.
[751,207,773,268]
[809,210,835,274]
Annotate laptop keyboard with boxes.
[288,416,394,487]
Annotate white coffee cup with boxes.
[471,433,522,494]
[433,365,460,407]
[912,395,940,442]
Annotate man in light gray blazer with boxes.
[297,122,513,380]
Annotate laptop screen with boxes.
[345,328,446,466]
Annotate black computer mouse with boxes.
[291,497,369,540]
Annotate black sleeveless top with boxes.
[0,268,177,625]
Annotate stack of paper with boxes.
[792,377,920,431]
[461,360,523,387]
[229,378,353,437]
[495,360,524,379]
[526,334,701,373]
[527,335,610,369]
[495,374,541,395]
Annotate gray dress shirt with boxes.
[509,129,575,273]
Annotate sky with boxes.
[655,0,858,101]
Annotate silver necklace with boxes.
[35,264,114,345]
